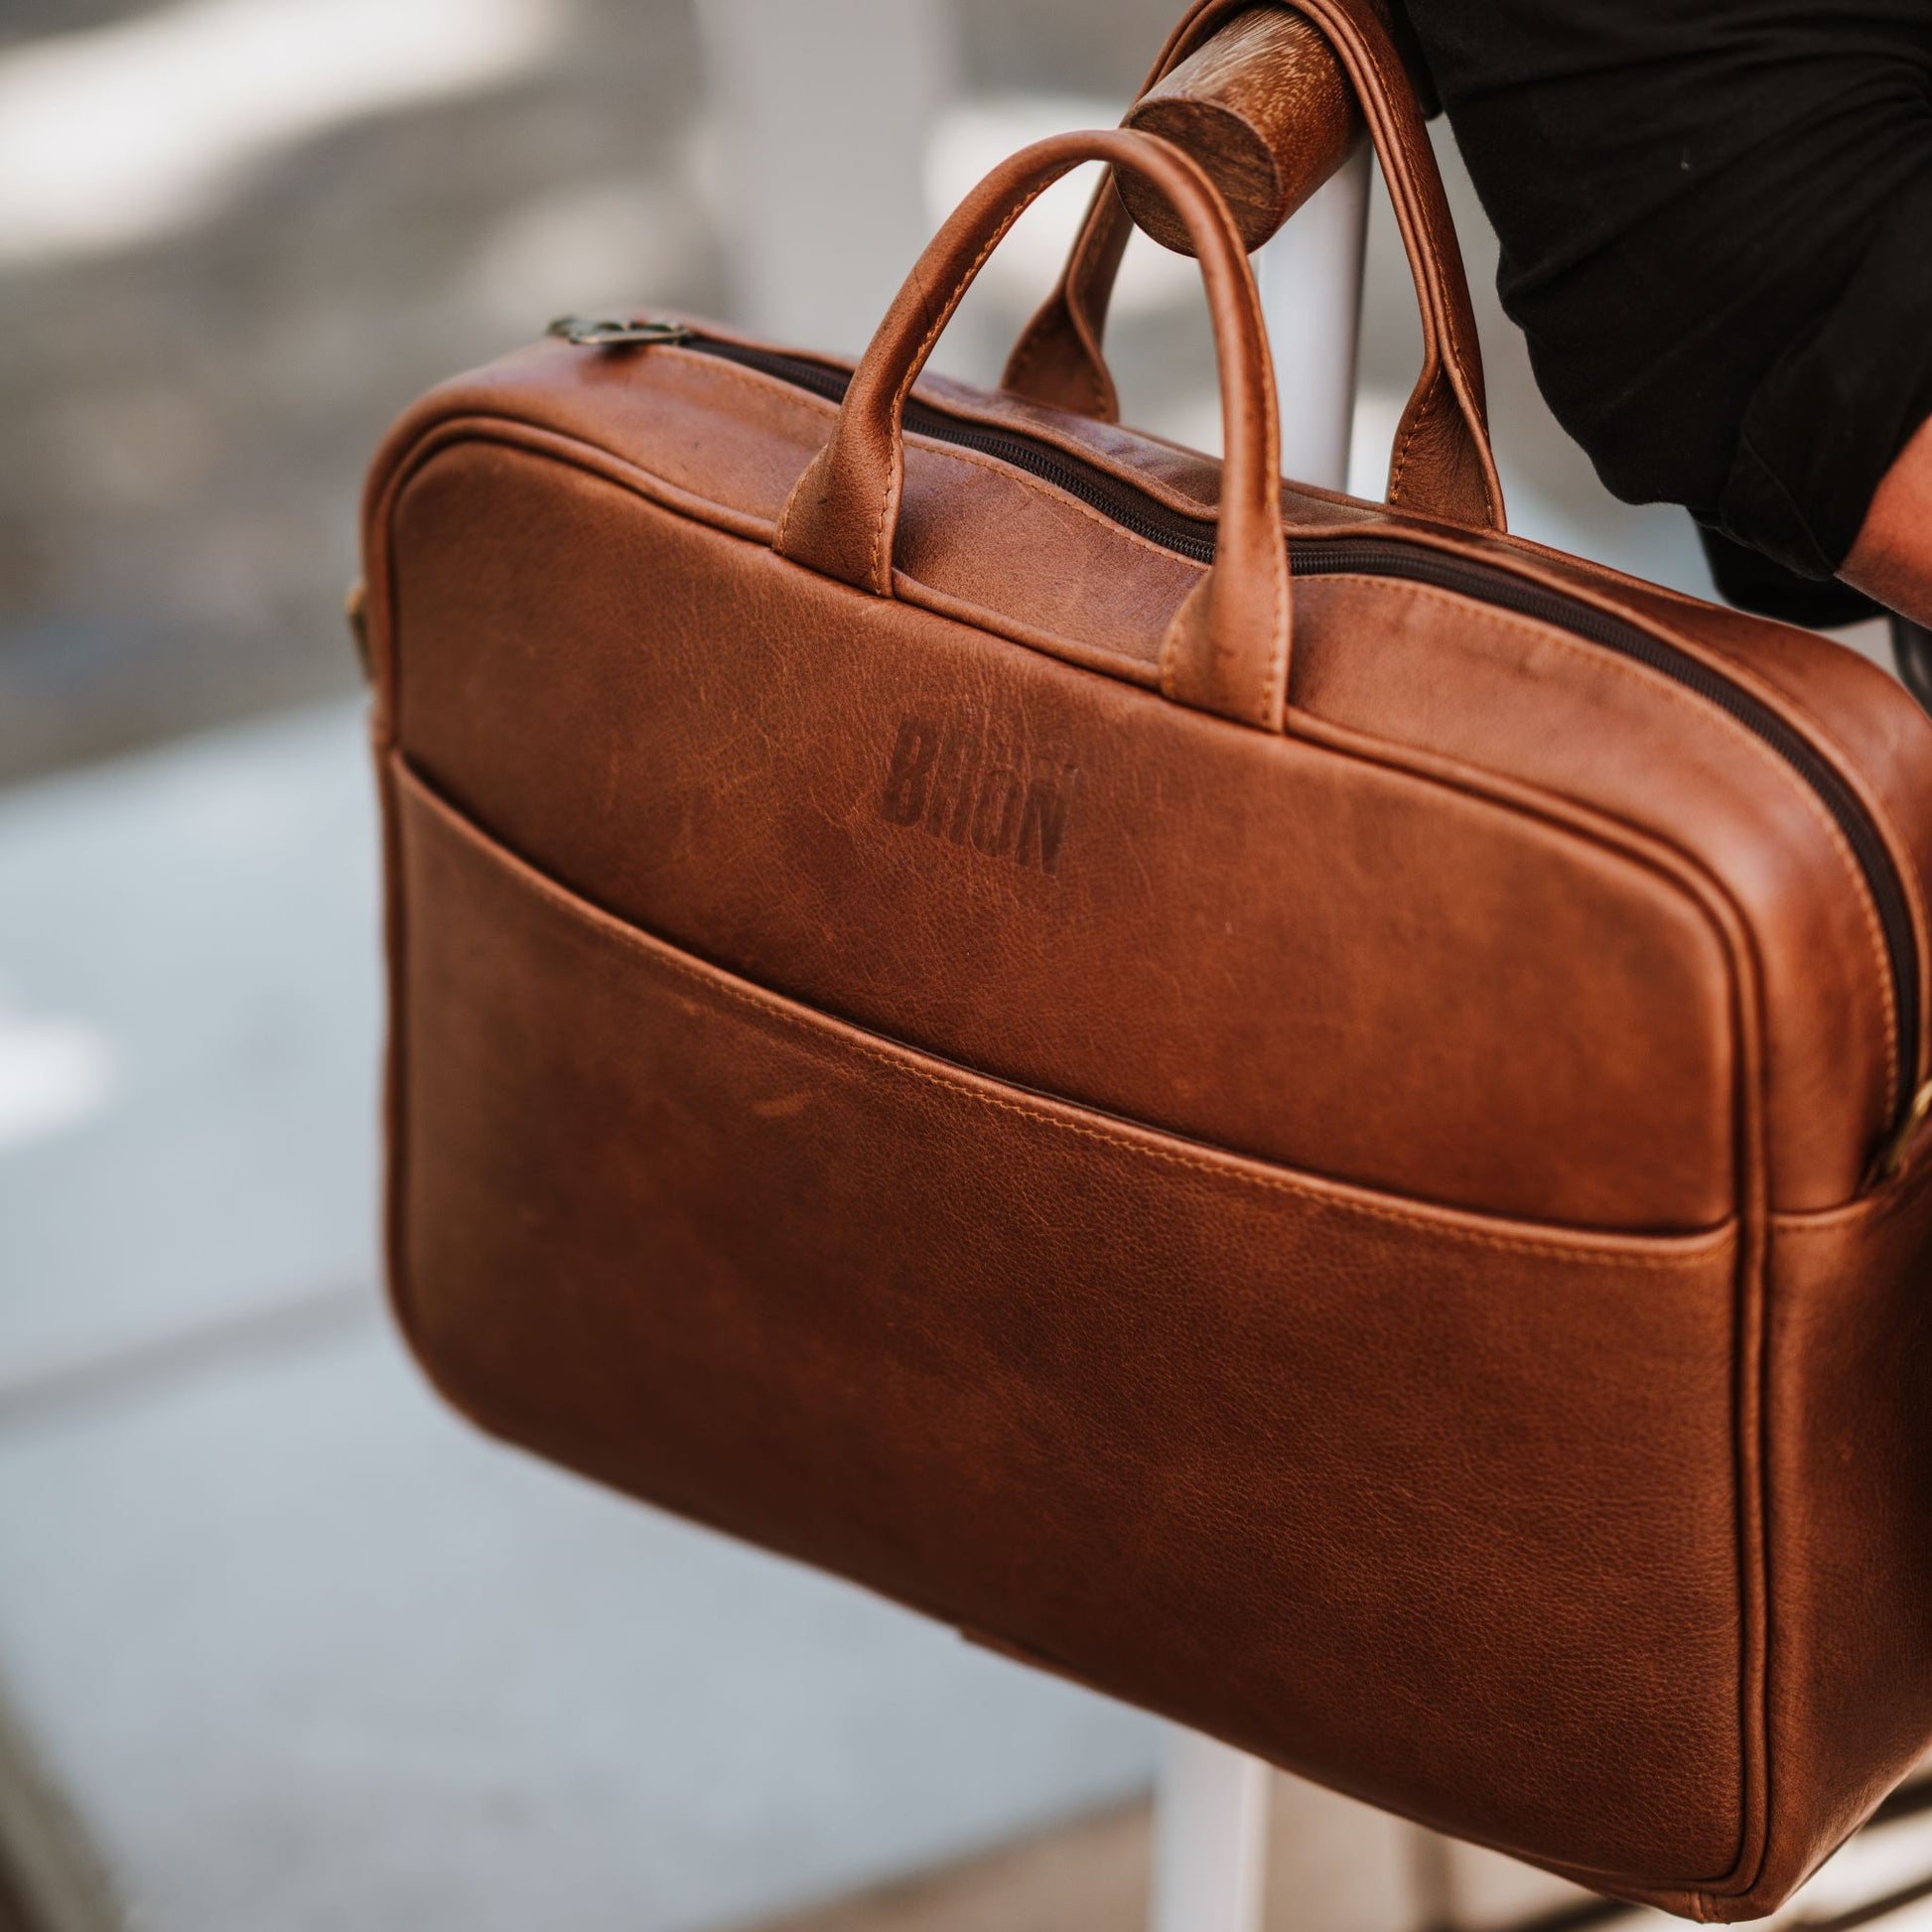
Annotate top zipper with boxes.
[550,319,1925,1147]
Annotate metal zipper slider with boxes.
[546,316,694,348]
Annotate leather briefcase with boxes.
[357,0,1932,1915]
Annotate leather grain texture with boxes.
[391,766,1745,1889]
[777,129,1291,729]
[359,21,1932,1920]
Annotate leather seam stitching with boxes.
[1388,400,1421,505]
[1068,207,1122,418]
[1333,13,1488,522]
[593,885,1725,1264]
[773,459,804,556]
[1083,353,1109,416]
[401,769,1734,1270]
[873,181,1060,592]
[1770,1157,1932,1236]
[1261,544,1287,729]
[687,353,841,559]
[1260,329,1288,729]
[676,345,1235,558]
[1003,321,1042,390]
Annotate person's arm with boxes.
[1844,414,1932,630]
[1386,0,1932,627]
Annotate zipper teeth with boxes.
[682,333,1921,1125]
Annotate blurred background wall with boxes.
[0,0,1756,789]
[0,4,1904,1931]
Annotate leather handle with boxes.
[776,128,1293,731]
[1002,0,1506,535]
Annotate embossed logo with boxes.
[880,715,1080,875]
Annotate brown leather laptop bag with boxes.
[358,0,1932,1915]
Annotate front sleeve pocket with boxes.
[386,756,1750,1896]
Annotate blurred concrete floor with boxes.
[0,702,1163,1932]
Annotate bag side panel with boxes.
[1701,1174,1932,1919]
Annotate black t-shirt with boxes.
[1390,0,1932,588]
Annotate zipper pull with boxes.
[1870,1078,1932,1187]
[546,316,694,348]
[345,581,371,683]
